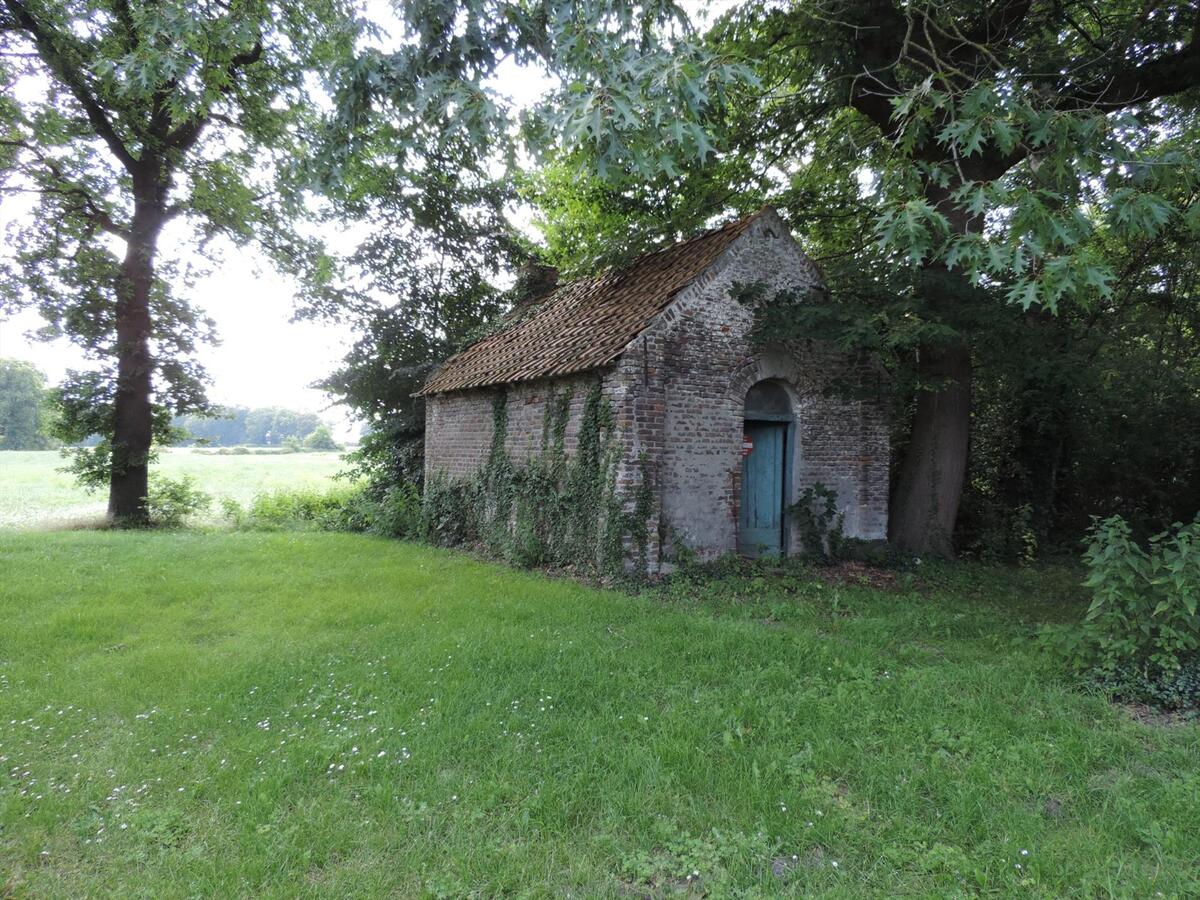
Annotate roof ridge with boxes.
[576,206,768,288]
[475,209,765,338]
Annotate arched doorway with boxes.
[739,381,793,558]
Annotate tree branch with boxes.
[0,137,131,238]
[110,0,138,52]
[843,4,909,131]
[160,41,262,152]
[1056,3,1200,109]
[965,0,1034,46]
[1,0,137,171]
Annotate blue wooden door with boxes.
[739,422,786,558]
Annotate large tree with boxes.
[0,0,358,523]
[323,1,1199,557]
[781,0,1200,554]
[317,0,746,488]
[516,0,1200,555]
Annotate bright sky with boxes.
[0,1,731,439]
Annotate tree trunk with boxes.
[887,178,984,557]
[888,329,972,556]
[107,192,163,526]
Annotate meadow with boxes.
[0,449,346,529]
[1,531,1197,897]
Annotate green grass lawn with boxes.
[1,532,1198,897]
[0,449,346,529]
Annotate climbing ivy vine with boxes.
[421,380,652,576]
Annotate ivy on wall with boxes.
[421,379,652,575]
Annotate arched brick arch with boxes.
[727,350,809,419]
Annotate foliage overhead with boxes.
[324,0,746,192]
[696,0,1200,309]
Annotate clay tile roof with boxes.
[418,208,770,396]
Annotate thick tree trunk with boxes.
[888,181,980,557]
[888,329,972,556]
[107,194,163,526]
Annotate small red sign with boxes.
[741,435,754,458]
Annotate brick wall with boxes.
[618,210,890,564]
[423,373,608,482]
[423,389,496,480]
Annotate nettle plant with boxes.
[1045,515,1200,708]
[789,483,845,564]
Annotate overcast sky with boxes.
[0,2,728,437]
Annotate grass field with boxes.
[0,449,346,529]
[1,531,1197,897]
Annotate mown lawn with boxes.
[1,532,1197,897]
[0,449,346,529]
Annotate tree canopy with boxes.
[323,0,1200,557]
[718,0,1200,554]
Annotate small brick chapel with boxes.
[419,207,889,572]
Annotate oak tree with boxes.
[514,0,1200,555]
[0,0,358,523]
[779,0,1200,554]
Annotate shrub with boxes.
[239,484,365,531]
[1042,515,1200,709]
[146,475,212,527]
[352,482,422,538]
[511,505,549,568]
[303,424,342,452]
[226,480,423,538]
[1090,659,1200,711]
[219,496,246,527]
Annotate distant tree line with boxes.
[0,364,336,451]
[173,407,331,447]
